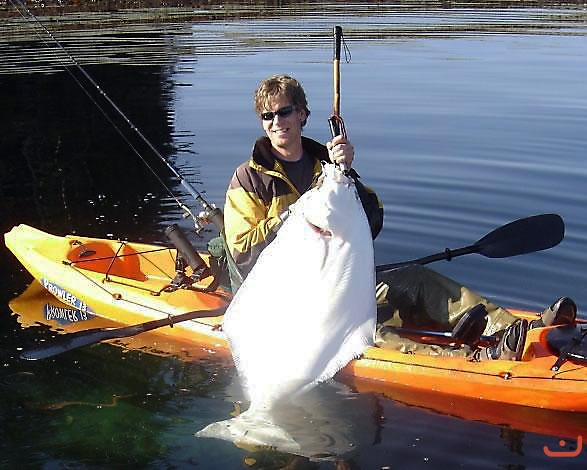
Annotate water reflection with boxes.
[0,64,188,243]
[346,376,587,440]
[6,281,384,466]
[3,282,235,467]
[197,382,381,466]
[2,2,586,74]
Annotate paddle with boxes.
[376,213,564,273]
[20,213,564,361]
[20,307,226,361]
[390,327,498,347]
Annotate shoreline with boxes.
[2,0,586,18]
[2,1,272,19]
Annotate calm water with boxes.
[1,1,587,467]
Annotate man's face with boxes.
[261,94,306,154]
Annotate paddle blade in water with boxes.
[20,328,116,360]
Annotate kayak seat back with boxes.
[67,241,147,281]
[545,324,587,367]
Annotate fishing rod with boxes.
[9,0,224,235]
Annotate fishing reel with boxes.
[180,202,224,235]
[179,199,226,235]
[179,203,205,235]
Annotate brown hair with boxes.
[254,75,310,126]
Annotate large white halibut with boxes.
[222,163,376,410]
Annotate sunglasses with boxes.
[260,105,295,121]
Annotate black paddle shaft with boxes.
[376,214,564,273]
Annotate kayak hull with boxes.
[5,224,587,417]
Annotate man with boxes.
[223,74,576,361]
[224,74,382,284]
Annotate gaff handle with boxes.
[332,25,343,117]
[329,25,348,170]
[329,26,347,139]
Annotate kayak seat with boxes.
[530,296,577,329]
[546,324,587,368]
[523,328,552,359]
[67,241,147,281]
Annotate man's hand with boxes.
[326,135,354,168]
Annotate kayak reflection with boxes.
[344,376,587,440]
[196,382,381,464]
[8,281,232,363]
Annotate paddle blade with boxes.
[476,213,564,258]
[20,328,120,361]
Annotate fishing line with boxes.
[341,32,352,63]
[9,0,211,224]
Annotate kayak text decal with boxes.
[44,303,94,324]
[41,278,94,315]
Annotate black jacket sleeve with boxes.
[349,169,384,240]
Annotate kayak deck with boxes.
[5,224,587,414]
[5,224,231,346]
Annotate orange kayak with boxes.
[5,224,587,419]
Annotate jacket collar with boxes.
[250,136,329,172]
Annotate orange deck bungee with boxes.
[5,224,587,420]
